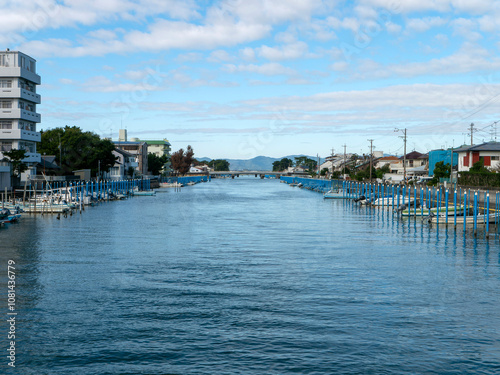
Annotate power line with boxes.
[368,139,374,182]
[469,122,475,145]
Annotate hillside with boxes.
[197,155,324,171]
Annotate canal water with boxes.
[1,177,500,374]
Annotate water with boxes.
[1,178,500,374]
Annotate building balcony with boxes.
[0,129,41,142]
[0,67,41,85]
[0,161,10,173]
[0,108,41,122]
[23,152,41,164]
[0,88,41,104]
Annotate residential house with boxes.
[114,129,148,175]
[104,149,139,180]
[374,156,401,172]
[454,141,500,172]
[140,139,172,174]
[394,151,428,177]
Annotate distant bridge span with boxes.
[209,170,308,177]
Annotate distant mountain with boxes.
[197,155,324,171]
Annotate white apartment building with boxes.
[0,49,41,187]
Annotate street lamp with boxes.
[394,128,407,183]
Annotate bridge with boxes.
[208,170,309,178]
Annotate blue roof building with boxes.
[428,149,458,176]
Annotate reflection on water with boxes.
[1,177,500,374]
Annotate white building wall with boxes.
[0,50,41,184]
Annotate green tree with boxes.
[39,126,116,176]
[320,167,328,176]
[294,156,317,171]
[331,170,341,179]
[375,163,390,179]
[170,145,194,175]
[273,158,294,171]
[2,149,28,180]
[127,166,135,178]
[208,159,230,171]
[431,161,451,183]
[469,159,491,174]
[148,153,169,175]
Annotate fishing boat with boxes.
[401,205,465,217]
[370,195,395,206]
[159,182,183,188]
[0,208,21,223]
[131,187,156,196]
[20,202,71,214]
[359,194,389,205]
[323,189,346,199]
[428,212,497,225]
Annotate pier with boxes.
[281,176,500,239]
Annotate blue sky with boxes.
[4,0,500,159]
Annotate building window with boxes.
[0,101,12,108]
[0,121,12,129]
[20,121,35,131]
[492,156,499,161]
[0,80,12,88]
[0,142,12,152]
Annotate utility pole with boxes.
[469,122,475,145]
[330,148,335,177]
[317,154,320,177]
[58,133,62,165]
[395,128,407,182]
[368,139,374,182]
[342,144,347,179]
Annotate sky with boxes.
[3,0,500,159]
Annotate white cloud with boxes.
[257,42,309,61]
[123,19,272,51]
[330,61,349,71]
[326,16,360,32]
[385,21,402,34]
[239,47,256,61]
[207,50,235,63]
[406,16,447,32]
[344,43,500,80]
[224,62,296,76]
[86,29,118,40]
[59,78,76,85]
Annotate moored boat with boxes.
[323,189,347,199]
[428,212,497,225]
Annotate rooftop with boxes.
[401,151,424,160]
[142,140,171,145]
[454,141,500,152]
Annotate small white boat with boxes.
[428,212,497,225]
[401,205,465,217]
[159,182,183,188]
[131,187,156,196]
[323,189,346,199]
[370,196,395,206]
